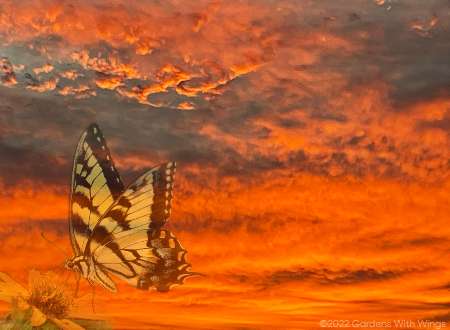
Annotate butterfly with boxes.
[65,123,196,292]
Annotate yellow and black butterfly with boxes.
[65,123,195,292]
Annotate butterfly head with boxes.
[64,259,75,270]
[64,256,89,277]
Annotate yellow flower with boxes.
[0,271,84,330]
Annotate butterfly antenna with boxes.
[40,232,70,259]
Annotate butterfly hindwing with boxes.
[93,229,195,292]
[69,123,124,254]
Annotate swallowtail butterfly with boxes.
[65,123,195,292]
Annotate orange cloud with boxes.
[192,1,221,33]
[58,84,96,98]
[117,64,193,104]
[12,64,25,72]
[59,70,81,80]
[0,0,279,106]
[94,75,124,90]
[0,170,448,329]
[71,50,141,80]
[177,101,195,110]
[26,77,58,93]
[0,57,17,86]
[410,15,439,37]
[0,184,66,224]
[33,63,54,75]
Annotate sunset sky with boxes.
[0,0,449,329]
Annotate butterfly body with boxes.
[66,123,195,292]
[65,256,101,287]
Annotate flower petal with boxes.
[29,305,48,327]
[51,318,86,330]
[0,272,29,303]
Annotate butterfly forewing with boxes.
[69,124,124,254]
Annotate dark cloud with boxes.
[330,268,399,284]
[380,5,450,106]
[0,140,68,186]
[0,218,66,240]
[364,231,450,250]
[305,0,450,108]
[0,0,448,187]
[256,267,407,288]
[418,109,450,135]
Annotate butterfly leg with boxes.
[88,282,96,314]
[74,272,81,297]
[63,269,71,286]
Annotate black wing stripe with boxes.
[124,183,154,196]
[74,175,91,190]
[72,192,93,209]
[106,209,130,232]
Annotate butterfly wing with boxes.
[69,123,125,255]
[94,228,194,292]
[87,161,176,248]
[85,162,194,291]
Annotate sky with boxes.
[0,0,449,329]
